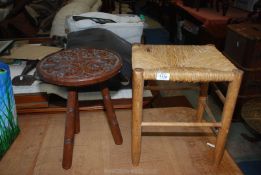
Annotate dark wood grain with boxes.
[15,93,48,109]
[74,89,80,134]
[37,48,122,87]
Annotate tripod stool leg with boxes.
[74,91,80,134]
[100,83,123,145]
[62,90,77,169]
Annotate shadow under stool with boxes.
[37,48,123,169]
[131,44,243,166]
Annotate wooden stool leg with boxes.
[196,83,209,122]
[214,71,242,166]
[100,83,123,145]
[62,90,76,169]
[74,91,80,134]
[132,68,144,166]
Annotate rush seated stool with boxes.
[131,44,243,166]
[37,48,123,169]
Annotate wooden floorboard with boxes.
[0,108,243,175]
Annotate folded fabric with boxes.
[50,0,102,37]
[66,12,143,43]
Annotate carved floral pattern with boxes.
[38,48,121,82]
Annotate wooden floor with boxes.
[0,107,243,175]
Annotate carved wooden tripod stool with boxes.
[37,48,123,169]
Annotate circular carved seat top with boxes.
[37,48,122,87]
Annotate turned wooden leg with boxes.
[214,71,242,166]
[196,83,209,122]
[132,68,144,166]
[100,83,123,145]
[62,90,77,169]
[74,91,80,134]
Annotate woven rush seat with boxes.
[131,44,243,167]
[132,44,238,81]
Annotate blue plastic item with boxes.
[0,61,20,159]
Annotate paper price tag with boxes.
[156,72,170,80]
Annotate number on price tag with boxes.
[156,72,170,80]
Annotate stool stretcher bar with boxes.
[211,83,226,104]
[203,101,218,123]
[144,85,200,91]
[141,122,222,127]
